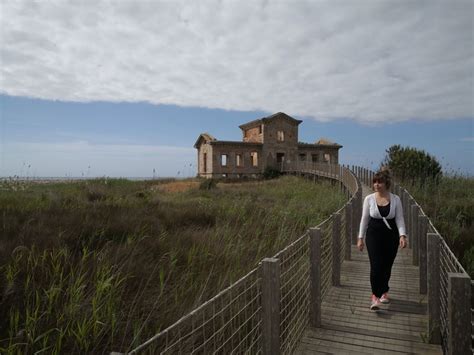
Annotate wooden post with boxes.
[332,212,341,286]
[352,195,358,245]
[261,258,281,355]
[447,272,471,355]
[353,190,361,245]
[418,214,428,294]
[407,197,412,243]
[427,233,441,344]
[411,204,419,266]
[408,198,413,250]
[403,192,412,249]
[309,228,321,328]
[402,190,407,227]
[345,202,352,260]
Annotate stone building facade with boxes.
[194,112,343,178]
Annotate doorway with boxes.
[276,152,285,163]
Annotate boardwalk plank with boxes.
[294,183,443,355]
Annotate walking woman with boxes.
[357,169,408,311]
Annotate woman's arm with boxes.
[395,195,408,239]
[358,195,370,239]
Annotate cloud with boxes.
[459,137,474,142]
[1,0,473,124]
[1,141,196,177]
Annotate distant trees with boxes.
[381,145,443,186]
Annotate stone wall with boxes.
[243,126,263,143]
[262,117,300,168]
[196,114,341,178]
[211,144,263,177]
[297,148,339,163]
[197,142,213,177]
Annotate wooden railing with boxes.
[117,162,471,355]
[353,165,472,355]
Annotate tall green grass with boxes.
[400,172,473,277]
[0,175,345,353]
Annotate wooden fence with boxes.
[117,162,471,355]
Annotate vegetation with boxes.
[396,172,473,278]
[382,144,443,185]
[263,166,282,180]
[199,177,218,190]
[0,175,345,354]
[380,146,473,277]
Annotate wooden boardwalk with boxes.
[295,184,444,355]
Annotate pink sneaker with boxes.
[380,292,390,304]
[370,294,381,311]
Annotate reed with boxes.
[401,171,473,277]
[0,175,345,353]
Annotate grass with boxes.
[399,172,474,277]
[0,175,346,354]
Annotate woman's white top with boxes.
[358,192,407,239]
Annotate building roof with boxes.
[194,134,263,149]
[193,133,216,148]
[315,138,338,145]
[238,112,303,130]
[210,141,263,146]
[298,139,343,148]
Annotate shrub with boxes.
[199,178,218,190]
[263,167,281,180]
[86,187,107,202]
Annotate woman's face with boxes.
[373,179,387,193]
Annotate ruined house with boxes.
[194,112,343,178]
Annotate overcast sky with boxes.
[1,0,473,177]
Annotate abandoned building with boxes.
[194,112,343,178]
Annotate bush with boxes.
[382,144,443,186]
[199,178,218,190]
[263,167,281,180]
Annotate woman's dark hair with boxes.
[372,168,392,189]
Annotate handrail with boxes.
[123,162,361,354]
[121,162,470,355]
[353,165,472,355]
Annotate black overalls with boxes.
[365,202,400,298]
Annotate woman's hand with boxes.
[399,235,408,248]
[357,238,364,252]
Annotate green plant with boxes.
[263,166,281,180]
[199,178,218,190]
[0,175,345,352]
[381,144,443,186]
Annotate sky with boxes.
[0,0,473,178]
